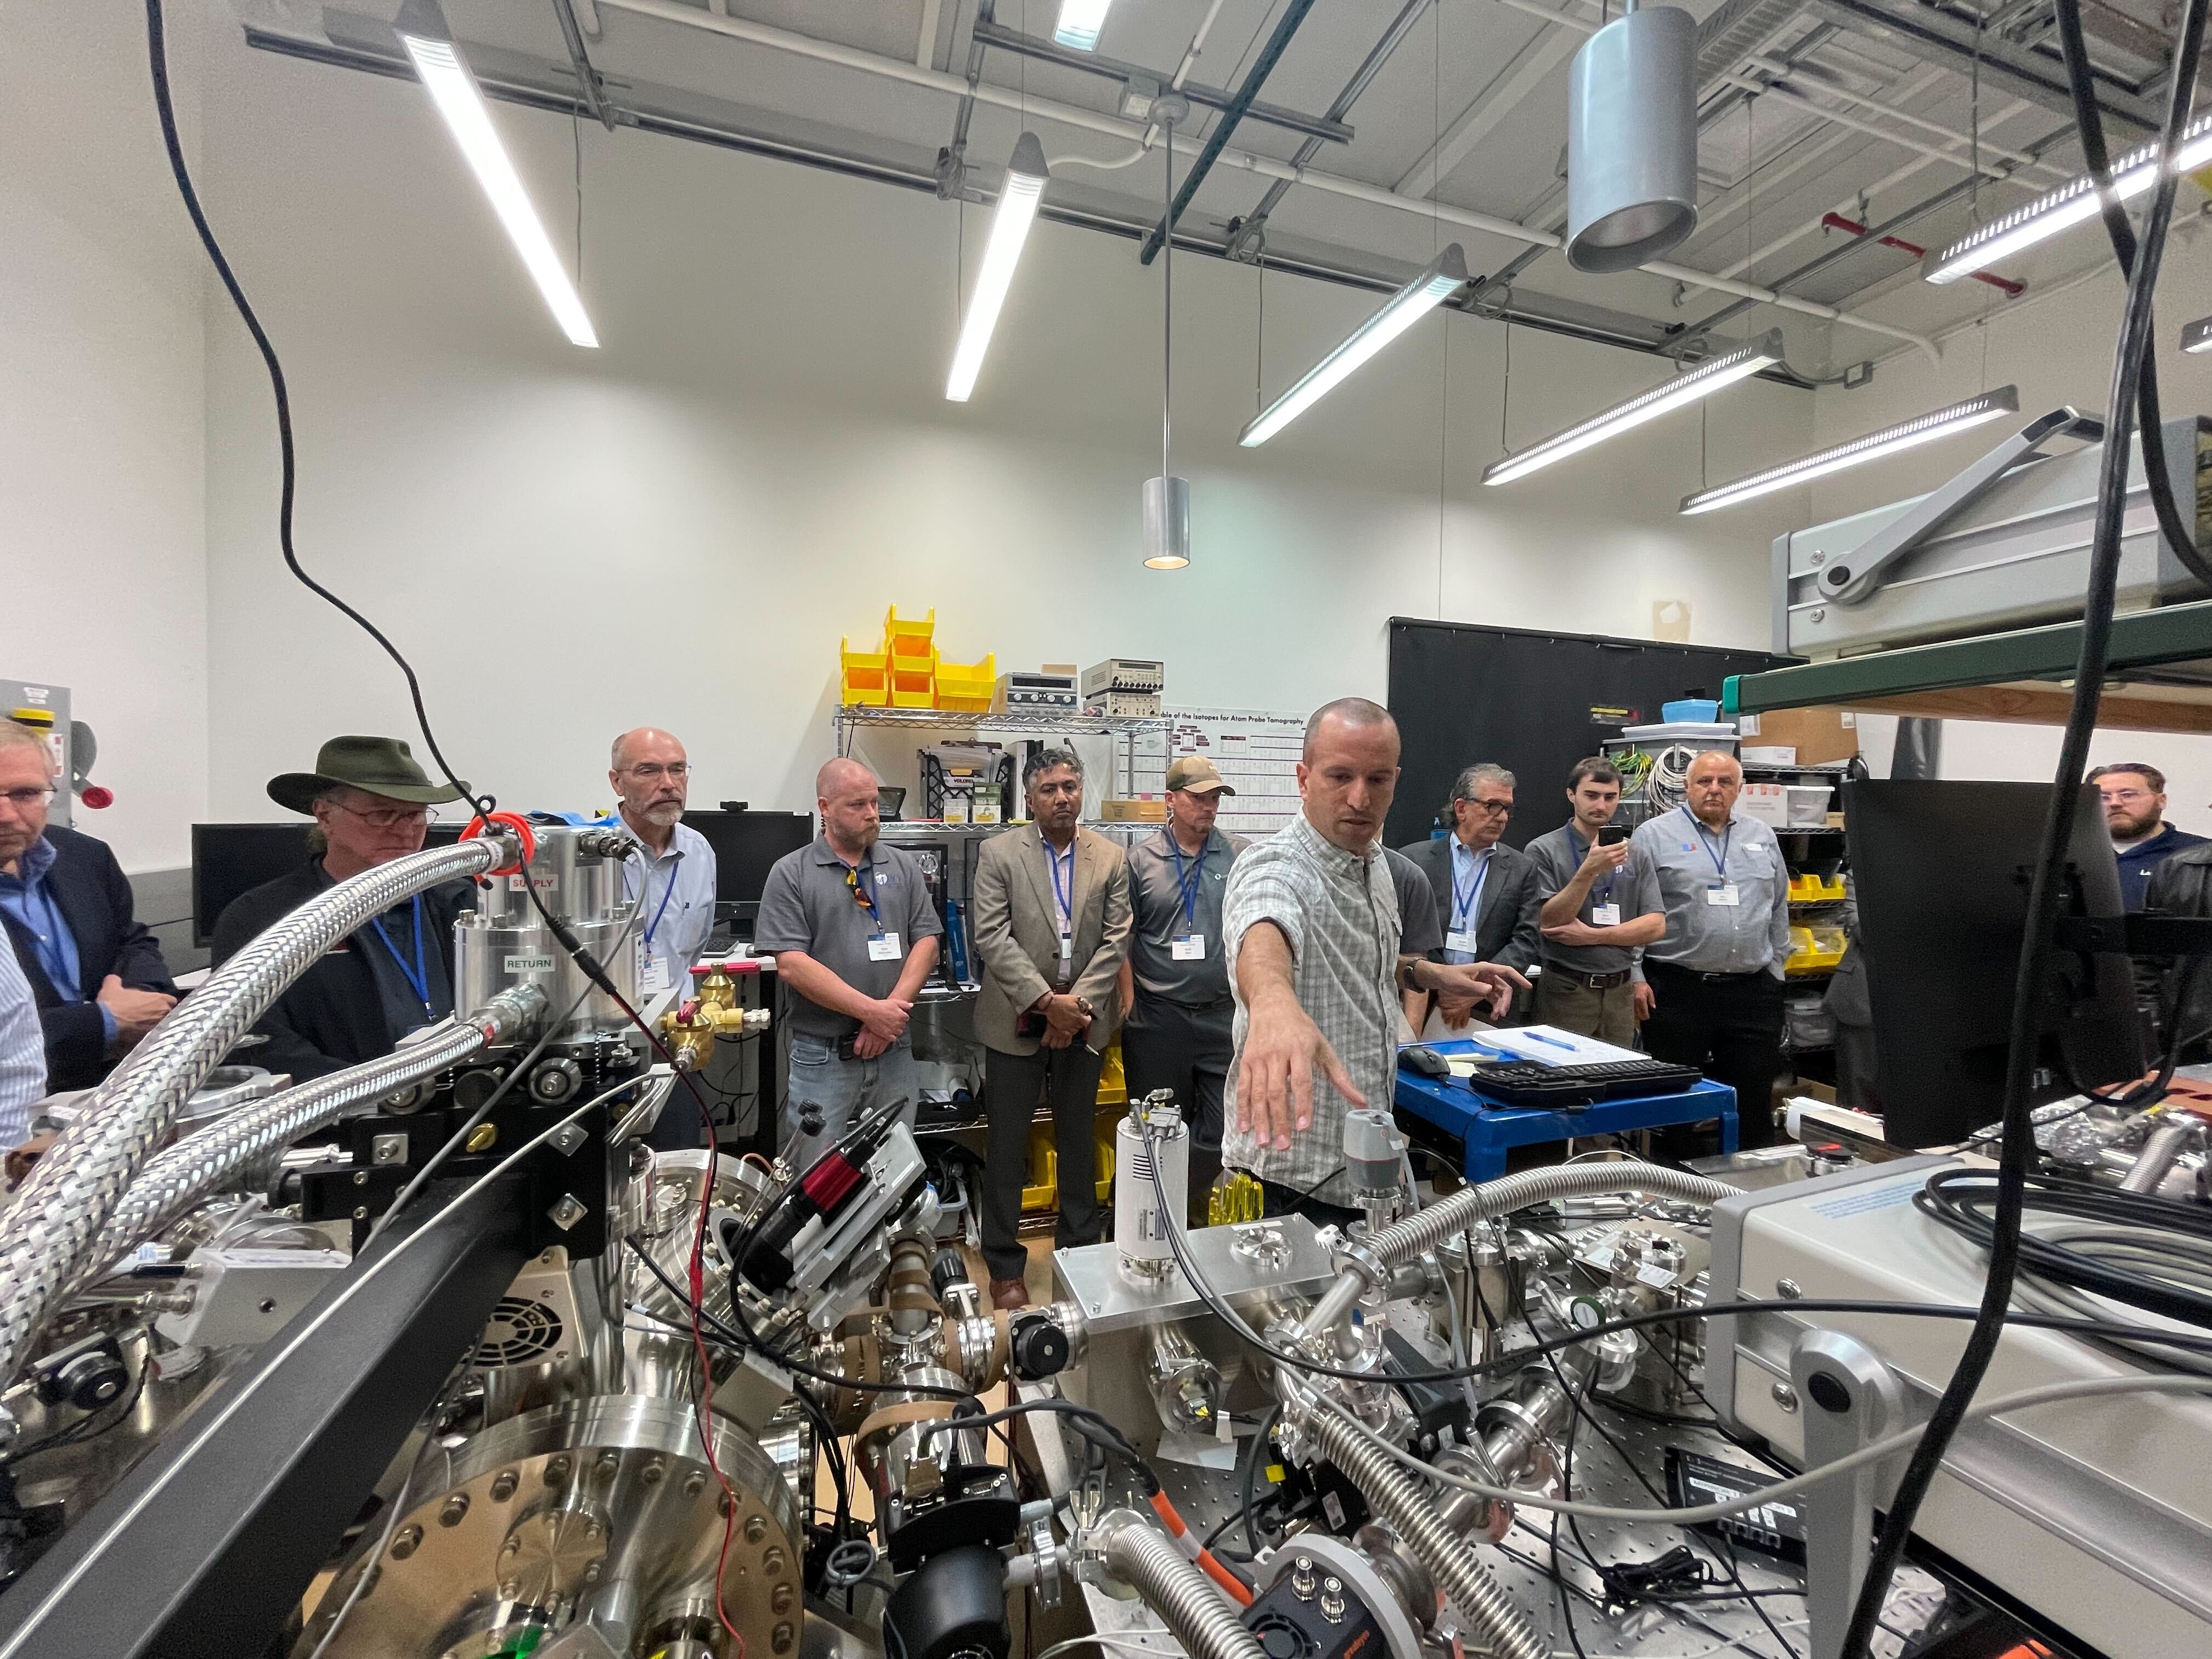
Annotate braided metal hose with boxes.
[0,838,507,1409]
[1302,1162,1736,1339]
[1301,1407,1548,1659]
[1095,1511,1267,1659]
[72,983,545,1293]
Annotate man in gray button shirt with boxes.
[1631,751,1791,1148]
[1117,757,1246,1221]
[754,759,943,1167]
[1524,757,1664,1045]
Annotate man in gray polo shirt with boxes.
[1118,757,1246,1221]
[754,758,943,1167]
[1525,757,1664,1045]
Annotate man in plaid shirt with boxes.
[1222,699,1525,1220]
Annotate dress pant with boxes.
[1639,962,1785,1152]
[1121,993,1232,1222]
[1534,970,1638,1047]
[981,1041,1104,1282]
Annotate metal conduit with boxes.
[1096,1511,1268,1659]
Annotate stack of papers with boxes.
[1469,1025,1644,1069]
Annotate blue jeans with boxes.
[783,1034,920,1170]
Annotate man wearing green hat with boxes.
[211,736,475,1080]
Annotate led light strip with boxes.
[1680,386,2022,514]
[2184,315,2212,354]
[1925,112,2212,285]
[1054,0,1115,51]
[945,135,1049,403]
[1239,246,1468,447]
[1481,331,1785,487]
[399,31,598,348]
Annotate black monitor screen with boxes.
[681,810,815,908]
[1843,778,2145,1146]
[191,821,465,948]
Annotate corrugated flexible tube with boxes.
[1095,1510,1267,1659]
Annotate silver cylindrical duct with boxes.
[1143,475,1192,569]
[1566,4,1699,273]
[457,826,637,1040]
[1116,1103,1187,1279]
[75,984,545,1290]
[1301,1408,1549,1659]
[0,835,507,1406]
[1095,1511,1266,1659]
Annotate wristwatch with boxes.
[1075,996,1094,1019]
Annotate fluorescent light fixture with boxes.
[1926,111,2212,285]
[2185,315,2212,354]
[397,17,597,347]
[1238,245,1469,447]
[1482,330,1785,487]
[1679,386,2021,515]
[945,133,1048,403]
[1054,0,1115,50]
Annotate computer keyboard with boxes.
[1462,1057,1705,1108]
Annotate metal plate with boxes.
[1051,1218,1337,1336]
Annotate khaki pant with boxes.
[1536,972,1638,1047]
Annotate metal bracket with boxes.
[1818,407,2103,607]
[1791,1328,1906,1659]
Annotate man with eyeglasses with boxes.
[607,728,717,1002]
[1395,763,1542,1034]
[0,720,177,1092]
[211,735,470,1080]
[2089,762,2205,912]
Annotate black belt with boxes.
[1647,961,1771,984]
[1547,968,1630,991]
[1133,991,1234,1014]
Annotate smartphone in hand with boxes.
[1596,824,1630,846]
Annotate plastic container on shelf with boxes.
[889,657,936,708]
[1661,698,1721,723]
[1786,926,1847,975]
[1096,1044,1128,1107]
[1789,872,1848,902]
[884,606,936,662]
[934,651,997,712]
[1784,784,1834,827]
[1022,1131,1057,1213]
[839,637,891,707]
[1785,997,1836,1048]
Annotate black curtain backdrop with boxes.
[1384,618,1792,849]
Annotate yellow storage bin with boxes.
[839,637,891,707]
[1022,1133,1056,1214]
[935,651,997,712]
[1096,1044,1127,1108]
[884,606,936,662]
[1788,873,1847,902]
[1786,924,1847,975]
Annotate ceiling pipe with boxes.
[1249,0,1431,224]
[592,0,1940,357]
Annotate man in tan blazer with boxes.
[970,747,1132,1308]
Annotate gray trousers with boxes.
[1536,972,1638,1047]
[782,1034,919,1169]
[981,1042,1104,1282]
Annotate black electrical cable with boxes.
[915,1399,1161,1495]
[5,1356,151,1465]
[1841,1,2207,1648]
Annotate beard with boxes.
[2110,805,2162,840]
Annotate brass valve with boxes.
[655,960,768,1072]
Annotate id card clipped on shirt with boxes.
[1172,933,1206,961]
[1591,903,1622,927]
[867,931,901,962]
[1705,883,1740,907]
[1444,929,1480,956]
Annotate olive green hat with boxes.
[267,735,465,815]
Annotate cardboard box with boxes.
[1740,745,1797,767]
[1737,782,1790,828]
[1101,798,1168,822]
[1736,707,1858,765]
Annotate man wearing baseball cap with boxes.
[1116,756,1247,1220]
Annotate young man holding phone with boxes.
[1525,758,1664,1045]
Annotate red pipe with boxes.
[1822,212,2025,297]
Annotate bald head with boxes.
[818,757,883,859]
[608,727,690,848]
[1304,697,1396,763]
[1684,749,1743,828]
[1299,697,1401,852]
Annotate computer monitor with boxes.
[680,810,815,918]
[191,820,466,948]
[1843,778,2147,1146]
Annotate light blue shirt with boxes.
[1632,806,1792,978]
[0,937,45,1146]
[0,837,115,1044]
[621,819,718,996]
[1443,839,1494,964]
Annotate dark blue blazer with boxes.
[1,825,177,1092]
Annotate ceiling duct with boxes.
[1567,2,1700,273]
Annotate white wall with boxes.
[0,2,208,871]
[192,21,1815,823]
[1806,233,2212,828]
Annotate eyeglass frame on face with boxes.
[1,786,55,811]
[329,799,437,831]
[2098,785,2157,804]
[1461,796,1513,816]
[621,763,690,782]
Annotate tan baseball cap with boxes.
[1165,756,1236,796]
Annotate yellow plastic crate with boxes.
[1096,1044,1127,1107]
[889,659,936,708]
[1022,1133,1056,1213]
[1788,873,1846,902]
[934,650,996,712]
[839,637,891,707]
[1786,924,1847,975]
[884,605,936,662]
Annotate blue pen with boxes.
[1521,1030,1579,1052]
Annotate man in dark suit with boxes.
[211,737,470,1081]
[0,721,177,1092]
[1396,764,1541,1035]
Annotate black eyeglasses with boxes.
[1,787,55,811]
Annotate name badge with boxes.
[1592,903,1622,927]
[1445,929,1480,956]
[867,931,901,962]
[1705,883,1740,907]
[1172,933,1206,961]
[640,957,673,995]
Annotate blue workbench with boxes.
[1392,1038,1736,1182]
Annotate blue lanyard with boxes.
[1451,845,1491,930]
[642,851,684,949]
[368,895,433,1022]
[850,855,883,929]
[1567,830,1617,905]
[1164,831,1206,932]
[1681,806,1733,881]
[1046,838,1075,927]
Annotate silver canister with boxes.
[455,826,638,1040]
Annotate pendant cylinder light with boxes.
[1146,101,1192,569]
[1567,3,1700,273]
[1143,476,1192,569]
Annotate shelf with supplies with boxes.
[832,705,1170,741]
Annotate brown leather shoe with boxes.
[990,1276,1031,1311]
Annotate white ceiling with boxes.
[241,0,2200,375]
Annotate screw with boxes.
[547,1455,571,1485]
[465,1124,498,1153]
[584,1561,601,1584]
[772,1583,797,1614]
[1810,607,1827,623]
[595,1449,621,1480]
[761,1547,787,1575]
[353,1206,369,1221]
[744,1515,768,1544]
[1776,1278,1802,1300]
[684,1470,707,1498]
[491,1470,518,1503]
[1772,1381,1799,1413]
[352,1171,369,1187]
[499,1579,518,1599]
[641,1459,666,1485]
[502,1536,520,1558]
[390,1525,423,1561]
[439,1494,469,1527]
[774,1623,797,1654]
[1810,551,1826,565]
[548,1193,589,1231]
[258,1298,277,1314]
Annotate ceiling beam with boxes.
[1395,23,1582,198]
[917,0,942,70]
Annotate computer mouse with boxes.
[1398,1045,1451,1079]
